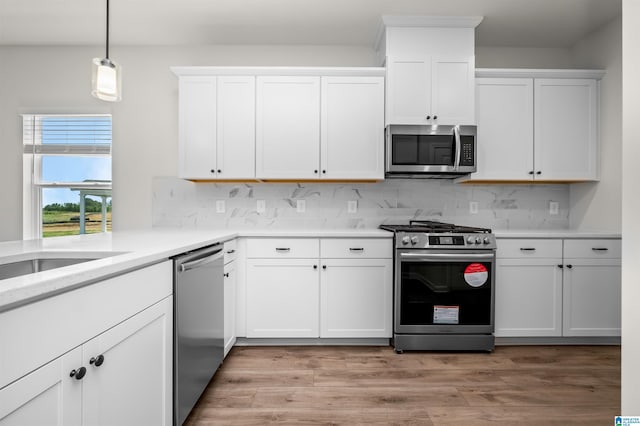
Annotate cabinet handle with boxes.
[224,272,230,278]
[226,249,235,254]
[313,265,318,269]
[433,115,438,120]
[314,170,318,174]
[536,171,542,175]
[566,264,573,269]
[426,115,431,120]
[210,169,216,174]
[557,264,564,268]
[349,248,364,252]
[90,355,105,367]
[217,169,222,174]
[322,170,326,174]
[322,265,327,270]
[528,171,534,175]
[70,367,87,380]
[520,248,536,251]
[592,247,609,251]
[275,248,290,252]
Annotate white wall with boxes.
[622,0,640,414]
[570,17,622,232]
[0,44,376,241]
[476,46,573,68]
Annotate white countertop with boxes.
[0,226,619,313]
[494,230,621,239]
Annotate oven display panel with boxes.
[428,236,465,246]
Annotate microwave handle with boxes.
[453,126,461,169]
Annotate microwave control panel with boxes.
[460,136,475,167]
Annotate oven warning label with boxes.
[434,305,459,324]
[464,263,488,287]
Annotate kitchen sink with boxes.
[0,253,123,280]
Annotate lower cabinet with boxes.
[320,259,392,338]
[0,297,173,425]
[495,238,621,338]
[244,237,393,339]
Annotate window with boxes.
[22,114,112,239]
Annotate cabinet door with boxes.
[178,76,217,179]
[562,259,621,336]
[0,347,82,426]
[83,297,172,426]
[385,57,431,125]
[255,76,320,178]
[217,76,256,179]
[495,259,563,337]
[224,260,237,357]
[320,76,384,179]
[246,259,319,337]
[431,56,475,124]
[534,78,598,180]
[474,78,534,180]
[320,259,392,338]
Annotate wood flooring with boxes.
[184,345,620,425]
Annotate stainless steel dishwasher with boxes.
[173,244,224,425]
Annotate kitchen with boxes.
[0,0,638,423]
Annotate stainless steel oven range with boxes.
[379,220,496,353]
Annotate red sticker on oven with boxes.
[464,263,488,287]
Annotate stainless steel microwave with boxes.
[385,124,477,178]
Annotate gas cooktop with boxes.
[379,220,495,249]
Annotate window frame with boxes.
[22,114,113,240]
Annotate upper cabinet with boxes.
[177,75,256,180]
[376,16,482,126]
[172,67,385,182]
[468,69,604,183]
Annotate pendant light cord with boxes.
[105,0,110,60]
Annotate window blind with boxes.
[22,114,112,155]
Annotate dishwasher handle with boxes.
[178,249,224,273]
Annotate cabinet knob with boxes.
[557,264,564,268]
[314,170,318,174]
[90,355,105,367]
[528,171,534,175]
[566,264,573,269]
[426,115,431,120]
[210,169,216,174]
[322,265,327,270]
[433,115,438,120]
[224,272,230,277]
[536,171,542,175]
[217,169,222,174]
[313,265,318,269]
[70,367,87,380]
[322,170,326,174]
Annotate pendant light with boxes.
[91,0,121,102]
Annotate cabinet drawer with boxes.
[563,239,621,259]
[497,239,562,259]
[247,238,319,258]
[224,239,237,264]
[320,238,392,259]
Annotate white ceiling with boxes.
[0,0,621,48]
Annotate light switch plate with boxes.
[549,201,559,215]
[347,200,358,214]
[296,199,306,213]
[469,201,478,214]
[215,200,226,213]
[256,199,266,213]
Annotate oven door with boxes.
[394,250,495,334]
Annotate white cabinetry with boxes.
[177,75,256,180]
[321,77,384,179]
[244,237,393,339]
[0,262,173,425]
[471,69,603,182]
[223,239,237,356]
[386,56,475,125]
[495,238,621,338]
[256,76,321,179]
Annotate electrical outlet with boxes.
[549,201,559,215]
[256,199,266,213]
[296,199,306,213]
[215,200,226,213]
[469,201,478,215]
[347,200,358,214]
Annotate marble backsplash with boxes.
[152,177,570,230]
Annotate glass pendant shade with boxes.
[92,58,121,102]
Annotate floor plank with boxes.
[185,345,620,425]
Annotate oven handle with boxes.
[399,252,495,262]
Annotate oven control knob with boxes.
[466,236,475,245]
[475,237,482,244]
[483,237,491,245]
[410,236,419,245]
[401,236,410,245]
